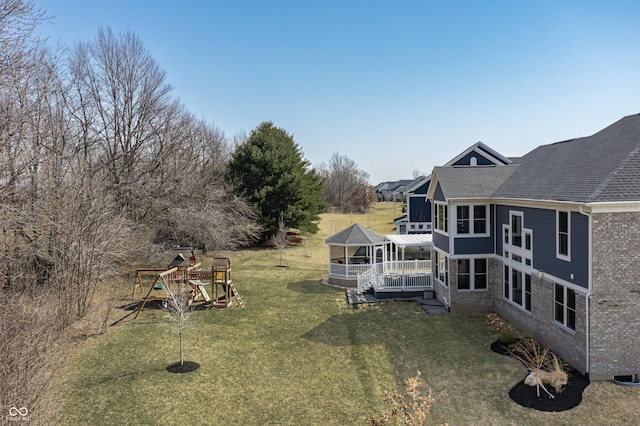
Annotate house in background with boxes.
[375,180,412,202]
[426,114,640,381]
[394,142,512,235]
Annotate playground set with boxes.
[132,247,244,319]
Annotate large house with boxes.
[394,142,512,235]
[426,114,640,381]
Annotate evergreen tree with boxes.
[227,122,325,239]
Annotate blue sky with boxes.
[36,0,640,184]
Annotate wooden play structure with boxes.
[132,248,244,318]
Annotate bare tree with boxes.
[163,278,193,368]
[319,152,371,213]
[68,26,174,220]
[270,217,289,267]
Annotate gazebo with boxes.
[326,224,434,295]
[325,223,386,287]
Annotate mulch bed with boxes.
[166,361,200,373]
[491,340,590,412]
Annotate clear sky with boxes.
[36,0,640,184]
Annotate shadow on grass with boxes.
[302,308,400,347]
[111,298,213,326]
[287,280,342,295]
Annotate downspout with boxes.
[580,206,592,377]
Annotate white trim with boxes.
[537,271,588,295]
[556,210,571,261]
[434,201,448,235]
[553,282,577,333]
[456,257,489,291]
[433,248,449,288]
[443,142,512,167]
[502,263,533,313]
[586,201,640,213]
[491,198,640,213]
[452,203,490,237]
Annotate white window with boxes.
[457,206,470,234]
[474,205,487,234]
[457,258,488,290]
[455,205,488,236]
[435,251,448,286]
[511,213,522,247]
[555,283,576,331]
[503,265,532,312]
[557,211,570,260]
[504,211,532,257]
[434,203,448,233]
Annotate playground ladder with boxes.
[229,281,245,307]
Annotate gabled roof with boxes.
[406,175,431,194]
[427,165,519,200]
[494,114,640,203]
[445,141,512,166]
[325,223,385,246]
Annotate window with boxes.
[503,265,510,300]
[457,259,470,289]
[455,205,488,235]
[474,206,487,234]
[511,214,522,247]
[503,265,532,312]
[436,252,448,286]
[457,206,469,234]
[524,275,532,312]
[457,258,487,291]
[555,283,576,331]
[557,211,570,259]
[511,268,522,305]
[474,259,488,289]
[435,203,448,233]
[504,211,532,262]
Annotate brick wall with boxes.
[449,258,494,313]
[590,212,640,380]
[492,260,589,376]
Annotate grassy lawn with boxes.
[57,202,640,425]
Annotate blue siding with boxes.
[496,205,589,289]
[452,151,496,166]
[412,181,430,194]
[453,204,496,254]
[409,198,431,222]
[454,237,494,254]
[433,231,449,252]
[433,183,446,202]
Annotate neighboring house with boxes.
[375,180,411,202]
[395,142,512,235]
[426,114,640,381]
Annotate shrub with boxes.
[499,332,517,345]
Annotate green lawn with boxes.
[57,203,640,425]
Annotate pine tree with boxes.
[227,122,325,239]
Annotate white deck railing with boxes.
[353,260,433,295]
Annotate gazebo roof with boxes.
[325,223,385,246]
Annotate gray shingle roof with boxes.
[433,165,518,199]
[325,223,385,245]
[493,114,640,203]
